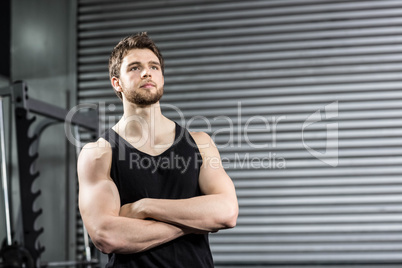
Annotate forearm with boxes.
[123,194,237,232]
[88,215,187,254]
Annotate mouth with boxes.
[140,82,156,88]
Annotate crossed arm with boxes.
[119,131,238,232]
[78,133,238,254]
[78,139,189,254]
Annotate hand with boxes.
[119,199,147,219]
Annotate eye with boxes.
[130,66,139,71]
[151,66,159,70]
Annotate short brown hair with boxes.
[108,32,164,100]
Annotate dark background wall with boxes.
[0,0,78,263]
[0,0,10,79]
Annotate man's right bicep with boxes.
[77,143,120,229]
[79,179,120,218]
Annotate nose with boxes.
[141,68,151,78]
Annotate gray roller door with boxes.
[77,0,402,266]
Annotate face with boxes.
[113,48,164,105]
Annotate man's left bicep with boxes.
[197,142,239,229]
[199,165,234,195]
[198,143,237,198]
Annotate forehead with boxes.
[122,48,160,65]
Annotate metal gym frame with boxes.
[0,81,98,267]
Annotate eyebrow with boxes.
[149,61,161,66]
[127,61,161,68]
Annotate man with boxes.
[77,32,238,267]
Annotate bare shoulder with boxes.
[189,131,213,146]
[79,138,112,160]
[77,138,113,183]
[189,131,220,158]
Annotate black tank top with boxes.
[102,122,214,268]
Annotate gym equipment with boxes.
[0,97,32,268]
[0,81,98,267]
[0,240,34,268]
[0,97,11,247]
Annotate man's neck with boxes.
[114,100,171,143]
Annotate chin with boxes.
[127,91,163,106]
[128,96,162,106]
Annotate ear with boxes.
[111,77,122,92]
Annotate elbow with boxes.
[224,204,239,229]
[89,220,125,254]
[224,216,237,229]
[217,202,238,230]
[91,227,116,254]
[90,221,148,254]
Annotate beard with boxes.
[121,82,164,106]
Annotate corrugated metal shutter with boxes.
[77,0,402,266]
